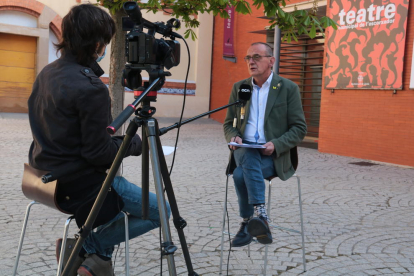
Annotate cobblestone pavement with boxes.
[1,112,414,276]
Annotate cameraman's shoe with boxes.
[56,238,85,276]
[77,254,115,276]
[247,216,273,244]
[231,221,253,247]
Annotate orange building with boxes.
[210,0,414,167]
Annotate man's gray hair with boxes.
[251,42,273,56]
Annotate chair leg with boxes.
[122,211,130,276]
[295,175,307,272]
[57,216,75,276]
[263,179,272,276]
[219,174,230,275]
[13,201,39,276]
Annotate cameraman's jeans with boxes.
[233,147,276,219]
[83,176,171,258]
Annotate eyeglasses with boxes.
[244,54,272,62]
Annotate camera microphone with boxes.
[238,84,252,121]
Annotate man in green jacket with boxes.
[223,42,307,247]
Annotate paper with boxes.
[162,146,176,155]
[228,142,266,149]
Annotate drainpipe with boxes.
[273,25,281,75]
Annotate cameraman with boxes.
[28,4,169,276]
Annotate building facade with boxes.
[1,0,413,167]
[0,0,213,117]
[209,0,414,167]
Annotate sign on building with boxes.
[223,6,235,57]
[325,0,410,90]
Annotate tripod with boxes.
[60,76,197,276]
[120,100,198,276]
[59,74,247,275]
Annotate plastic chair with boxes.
[219,148,306,275]
[13,163,130,276]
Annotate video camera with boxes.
[122,1,181,96]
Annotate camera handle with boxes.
[107,76,164,135]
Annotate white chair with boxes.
[13,163,130,276]
[219,149,306,275]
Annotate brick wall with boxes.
[209,0,267,122]
[0,0,44,15]
[318,1,414,167]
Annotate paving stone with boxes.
[1,113,414,275]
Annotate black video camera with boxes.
[122,2,181,93]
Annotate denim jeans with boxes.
[233,147,276,219]
[82,176,171,258]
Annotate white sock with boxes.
[254,204,270,222]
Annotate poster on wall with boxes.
[223,6,235,57]
[325,0,410,90]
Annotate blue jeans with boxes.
[233,147,276,219]
[83,176,171,258]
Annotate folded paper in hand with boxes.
[228,142,266,149]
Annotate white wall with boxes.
[0,10,37,27]
[48,29,60,63]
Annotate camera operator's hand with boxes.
[112,134,142,157]
[130,134,142,156]
[230,136,242,150]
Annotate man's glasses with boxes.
[244,54,272,62]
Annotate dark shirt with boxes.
[28,52,141,195]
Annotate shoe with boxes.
[231,221,253,247]
[77,254,114,276]
[247,216,273,244]
[56,238,85,276]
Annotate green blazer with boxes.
[223,74,307,181]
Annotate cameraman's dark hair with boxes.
[55,4,115,66]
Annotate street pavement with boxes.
[1,112,414,276]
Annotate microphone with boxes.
[238,84,252,122]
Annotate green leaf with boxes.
[303,15,310,26]
[266,5,276,17]
[235,1,251,14]
[309,23,316,38]
[297,25,305,35]
[291,32,298,42]
[276,6,285,18]
[285,13,295,26]
[328,17,338,30]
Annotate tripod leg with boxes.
[142,126,150,220]
[61,120,139,276]
[153,120,198,276]
[145,118,177,276]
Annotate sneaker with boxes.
[231,221,253,247]
[247,216,273,244]
[77,254,114,276]
[56,238,85,276]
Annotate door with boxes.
[0,33,36,113]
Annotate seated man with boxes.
[223,42,306,246]
[27,4,169,276]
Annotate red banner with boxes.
[325,0,409,89]
[223,6,235,57]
